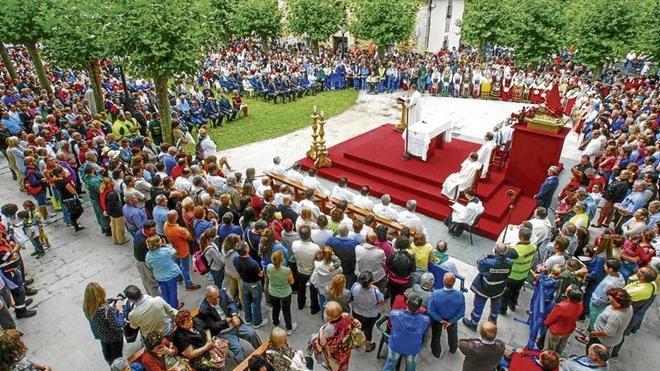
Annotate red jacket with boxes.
[543,300,583,336]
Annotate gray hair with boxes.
[155,194,167,204]
[406,199,417,212]
[494,242,508,256]
[338,223,349,237]
[381,194,391,204]
[85,150,98,159]
[205,285,220,296]
[110,358,129,371]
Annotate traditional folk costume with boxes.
[441,67,451,96]
[471,69,482,98]
[523,75,534,101]
[529,77,545,103]
[490,69,502,100]
[430,69,441,96]
[461,70,471,97]
[480,69,492,99]
[452,71,463,97]
[511,72,525,102]
[499,73,513,101]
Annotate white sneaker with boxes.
[287,323,298,335]
[253,319,269,329]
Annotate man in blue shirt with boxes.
[614,180,646,229]
[0,110,22,135]
[383,293,430,371]
[427,272,466,357]
[161,146,178,175]
[123,194,147,236]
[326,224,359,286]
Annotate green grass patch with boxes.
[208,89,358,149]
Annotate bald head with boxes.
[167,210,179,222]
[480,321,497,341]
[366,231,377,244]
[324,301,343,321]
[269,327,288,348]
[443,272,456,289]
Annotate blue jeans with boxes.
[28,237,44,254]
[176,256,193,287]
[383,347,417,371]
[210,269,224,288]
[218,324,262,362]
[53,188,71,224]
[469,294,501,325]
[318,293,326,313]
[158,276,179,308]
[241,281,263,325]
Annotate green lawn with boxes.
[208,89,358,149]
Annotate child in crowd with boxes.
[23,200,50,249]
[17,210,45,258]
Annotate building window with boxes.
[447,0,453,18]
[445,20,451,33]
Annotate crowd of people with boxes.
[0,34,659,371]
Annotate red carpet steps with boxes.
[300,124,537,239]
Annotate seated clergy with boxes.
[441,152,482,200]
[373,194,399,221]
[331,177,355,202]
[444,189,484,237]
[476,132,496,178]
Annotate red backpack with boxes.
[23,169,43,196]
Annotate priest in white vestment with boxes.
[331,177,355,202]
[476,132,497,178]
[441,152,483,200]
[406,84,422,125]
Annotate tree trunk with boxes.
[478,39,486,61]
[86,60,104,114]
[25,41,52,95]
[593,63,603,80]
[377,45,386,58]
[0,42,17,81]
[261,35,269,51]
[311,40,319,57]
[154,74,172,144]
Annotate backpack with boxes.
[23,169,43,196]
[192,248,209,275]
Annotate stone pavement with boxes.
[1,93,658,370]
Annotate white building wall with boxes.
[426,0,465,52]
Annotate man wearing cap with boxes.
[534,166,560,209]
[463,243,512,331]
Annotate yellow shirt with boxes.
[624,281,657,302]
[408,243,433,270]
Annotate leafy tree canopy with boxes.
[287,0,345,43]
[458,0,508,49]
[565,0,640,69]
[112,0,215,79]
[348,0,418,47]
[40,0,113,70]
[228,0,282,40]
[0,0,51,44]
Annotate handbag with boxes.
[64,197,83,215]
[50,192,62,211]
[348,325,366,349]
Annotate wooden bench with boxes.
[264,171,329,210]
[329,197,404,236]
[232,340,271,371]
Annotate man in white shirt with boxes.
[311,215,334,247]
[198,128,219,158]
[285,161,304,183]
[355,232,386,292]
[397,199,426,236]
[291,226,321,313]
[256,177,272,198]
[373,194,399,221]
[444,190,484,237]
[302,168,329,196]
[527,207,552,246]
[266,156,287,176]
[331,177,355,202]
[352,185,374,211]
[299,188,321,219]
[582,130,606,163]
[173,168,193,193]
[125,285,178,336]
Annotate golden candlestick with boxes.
[307,106,319,160]
[314,110,333,168]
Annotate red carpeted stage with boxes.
[299,124,538,240]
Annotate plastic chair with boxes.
[375,315,390,359]
[428,262,467,292]
[468,213,482,246]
